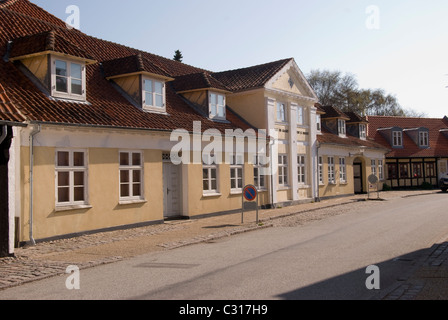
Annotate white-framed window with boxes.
[371,159,377,177]
[143,77,166,111]
[338,119,346,136]
[51,57,86,101]
[253,155,267,190]
[359,124,367,139]
[278,154,288,186]
[392,131,403,147]
[378,160,384,180]
[230,155,244,192]
[316,114,322,132]
[297,107,304,126]
[419,131,429,147]
[339,157,347,183]
[328,156,335,184]
[203,157,218,194]
[277,102,287,123]
[298,155,306,184]
[318,156,324,184]
[119,151,143,200]
[209,92,226,119]
[56,150,88,205]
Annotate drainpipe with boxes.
[315,141,321,202]
[0,125,6,145]
[28,124,41,246]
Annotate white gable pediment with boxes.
[266,59,318,102]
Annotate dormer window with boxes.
[392,131,403,147]
[51,56,86,101]
[359,124,367,140]
[338,119,346,136]
[419,131,429,147]
[209,92,226,119]
[143,77,166,112]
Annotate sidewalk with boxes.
[0,189,446,300]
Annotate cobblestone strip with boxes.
[382,242,448,300]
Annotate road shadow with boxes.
[275,244,437,300]
[202,224,240,229]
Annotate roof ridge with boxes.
[368,115,445,120]
[1,2,205,76]
[214,58,292,74]
[0,0,19,9]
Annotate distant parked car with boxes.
[441,173,448,192]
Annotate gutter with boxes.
[28,124,41,246]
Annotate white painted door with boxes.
[163,163,182,218]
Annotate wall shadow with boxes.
[275,244,438,300]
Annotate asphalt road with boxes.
[1,193,448,301]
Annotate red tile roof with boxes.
[9,30,95,61]
[367,116,448,158]
[213,59,293,92]
[171,72,230,93]
[320,105,350,120]
[0,82,25,123]
[0,0,256,133]
[318,127,389,151]
[102,54,171,79]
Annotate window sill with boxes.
[278,186,291,190]
[202,192,221,198]
[230,190,242,195]
[118,199,147,205]
[55,204,92,212]
[298,184,310,189]
[142,106,167,115]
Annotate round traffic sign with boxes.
[243,185,257,202]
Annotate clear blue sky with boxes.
[32,0,448,118]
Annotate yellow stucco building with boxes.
[0,0,389,254]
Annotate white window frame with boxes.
[253,155,267,190]
[51,56,86,101]
[419,131,429,147]
[203,156,219,195]
[318,156,324,184]
[371,159,377,177]
[339,157,347,183]
[278,154,289,187]
[55,149,88,206]
[359,124,367,139]
[338,119,346,136]
[297,106,305,126]
[316,114,322,132]
[328,156,335,184]
[378,160,384,180]
[298,155,306,185]
[142,77,166,113]
[392,131,403,147]
[209,92,226,120]
[119,151,144,201]
[276,102,287,123]
[230,155,244,193]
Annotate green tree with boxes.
[173,50,183,62]
[307,69,425,117]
